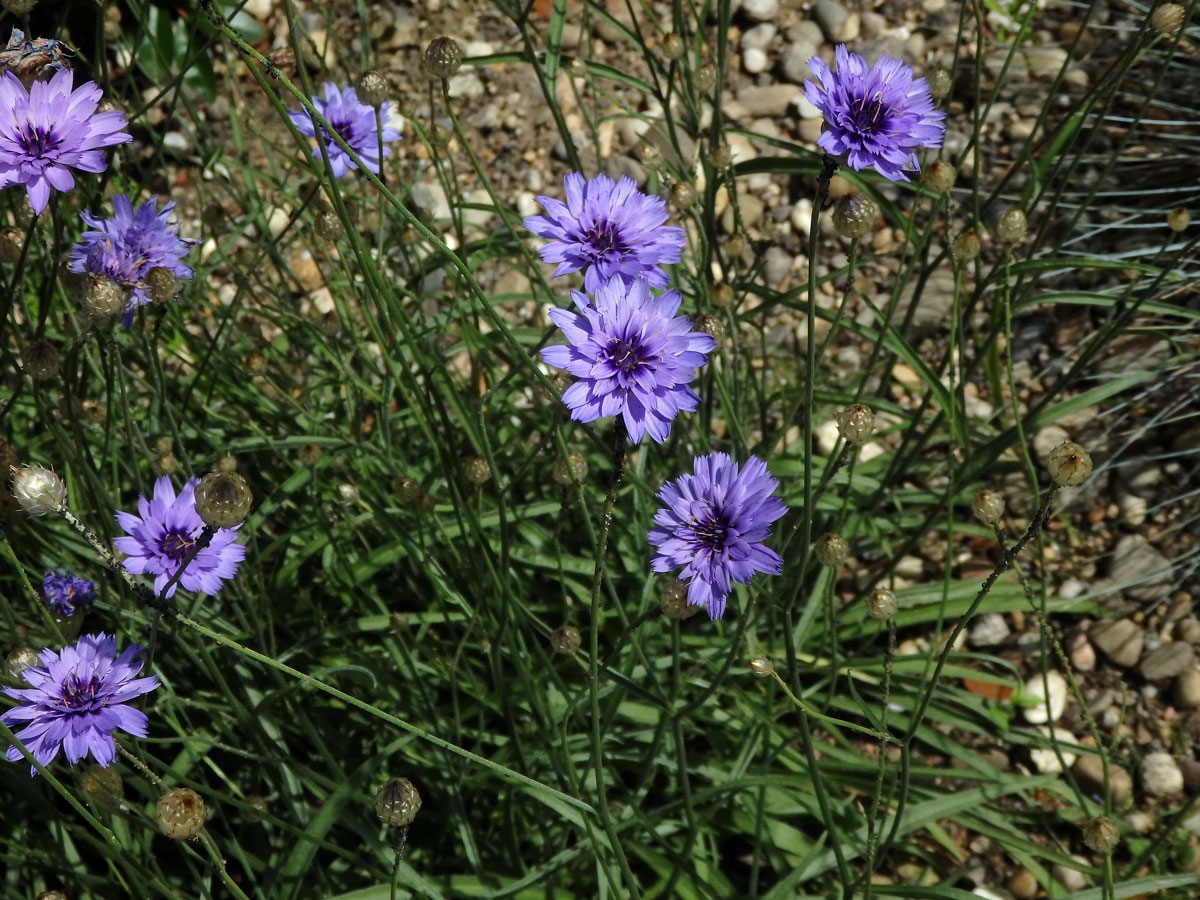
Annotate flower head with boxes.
[287,82,400,177]
[648,453,787,619]
[114,475,245,598]
[804,45,945,182]
[0,68,130,214]
[42,569,96,616]
[67,194,195,327]
[524,173,686,291]
[542,276,715,444]
[2,633,159,775]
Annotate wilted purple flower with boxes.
[67,194,195,327]
[42,569,96,617]
[2,633,158,775]
[114,476,245,598]
[287,82,400,177]
[804,44,945,182]
[524,173,686,291]
[0,68,130,214]
[648,453,787,619]
[542,275,714,444]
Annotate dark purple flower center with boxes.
[692,510,731,552]
[19,124,61,158]
[849,94,888,134]
[158,529,197,561]
[59,672,102,710]
[607,336,647,376]
[584,219,628,257]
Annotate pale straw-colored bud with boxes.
[997,208,1027,243]
[661,32,685,61]
[836,404,876,446]
[1167,207,1190,232]
[552,451,588,485]
[375,777,422,826]
[1082,816,1120,854]
[950,231,981,264]
[145,266,179,302]
[83,276,129,319]
[1047,441,1093,487]
[815,532,850,568]
[424,37,464,79]
[693,62,717,93]
[971,489,1006,527]
[11,464,66,516]
[832,194,877,239]
[356,70,389,106]
[926,67,952,100]
[155,787,206,839]
[749,656,774,677]
[921,159,955,193]
[866,587,898,620]
[659,579,699,620]
[1151,3,1185,34]
[550,624,582,654]
[194,471,253,528]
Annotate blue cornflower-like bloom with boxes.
[648,453,787,619]
[0,68,130,214]
[67,194,195,327]
[524,173,686,291]
[114,476,245,599]
[805,44,945,182]
[541,275,714,444]
[287,82,400,177]
[2,633,159,775]
[42,569,96,617]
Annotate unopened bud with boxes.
[83,276,129,319]
[156,787,206,839]
[193,471,253,528]
[552,451,588,485]
[836,404,876,446]
[926,67,952,100]
[550,624,582,654]
[315,210,342,241]
[424,36,464,79]
[696,314,722,340]
[464,455,491,485]
[1151,3,1185,34]
[972,489,1005,527]
[1082,816,1120,854]
[711,282,733,308]
[375,777,421,826]
[815,533,850,568]
[693,61,717,93]
[659,579,699,620]
[22,340,60,382]
[299,443,323,466]
[0,226,25,263]
[81,763,124,805]
[661,32,685,61]
[669,181,695,210]
[5,646,39,682]
[145,266,179,303]
[356,70,389,106]
[1047,440,1093,487]
[997,208,1027,243]
[749,656,774,677]
[866,587,898,620]
[1168,207,1190,232]
[832,194,877,239]
[11,464,66,516]
[950,231,980,264]
[921,159,955,193]
[637,141,662,171]
[394,476,420,504]
[709,142,732,170]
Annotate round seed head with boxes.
[972,488,1005,527]
[661,32,685,61]
[836,403,876,446]
[356,69,389,106]
[5,646,39,682]
[145,266,180,303]
[1151,3,1185,33]
[926,66,952,100]
[81,763,124,805]
[83,276,130,319]
[424,36,464,79]
[1168,207,1190,232]
[711,282,733,308]
[552,451,588,486]
[375,777,421,826]
[394,476,421,504]
[749,656,774,677]
[22,340,60,382]
[464,455,491,485]
[997,208,1027,243]
[866,587,898,620]
[155,787,206,839]
[669,181,695,210]
[693,61,717,93]
[950,231,981,264]
[299,443,323,467]
[637,142,662,171]
[429,123,452,149]
[550,624,582,654]
[194,471,253,528]
[11,464,66,516]
[314,210,342,241]
[815,532,850,568]
[659,579,699,620]
[0,226,25,263]
[709,141,732,170]
[1047,440,1093,487]
[1082,816,1120,855]
[832,194,877,239]
[921,159,955,193]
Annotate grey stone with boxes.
[741,0,780,21]
[763,247,792,288]
[1052,857,1090,892]
[1141,752,1184,797]
[1111,534,1173,602]
[741,23,778,51]
[1090,619,1144,668]
[1175,667,1200,709]
[1073,755,1133,805]
[813,0,858,42]
[1140,642,1194,681]
[736,84,800,117]
[1022,670,1068,724]
[780,35,822,84]
[969,612,1011,648]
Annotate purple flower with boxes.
[2,633,159,775]
[542,275,714,444]
[0,68,130,214]
[648,453,787,619]
[114,476,245,598]
[287,82,400,177]
[42,569,96,617]
[804,44,945,182]
[524,173,686,291]
[67,194,195,327]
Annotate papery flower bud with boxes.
[194,471,253,528]
[11,464,66,516]
[866,587,898,620]
[997,208,1027,243]
[299,443,323,467]
[83,276,129,319]
[950,231,980,264]
[815,532,850,568]
[1082,815,1120,854]
[154,454,178,476]
[696,314,722,339]
[464,455,491,485]
[637,141,662,171]
[1168,207,1190,232]
[0,225,25,263]
[34,892,67,900]
[356,70,389,106]
[1047,441,1093,487]
[424,37,464,79]
[1151,3,1185,33]
[156,787,206,839]
[550,624,582,654]
[832,194,877,239]
[972,489,1005,527]
[145,266,180,303]
[335,483,360,505]
[22,340,60,382]
[749,656,774,677]
[921,159,955,193]
[669,181,695,210]
[926,67,952,100]
[709,142,732,170]
[661,32,685,61]
[81,763,123,805]
[693,62,717,93]
[5,646,39,682]
[552,451,588,485]
[836,404,876,446]
[659,579,699,620]
[375,777,421,826]
[315,210,342,241]
[712,282,733,308]
[394,476,421,504]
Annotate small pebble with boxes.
[741,0,780,21]
[1029,726,1079,774]
[1175,667,1200,709]
[1124,811,1155,834]
[1051,856,1090,892]
[1140,642,1195,681]
[1022,670,1068,724]
[969,612,1011,648]
[1090,619,1144,668]
[1007,868,1037,900]
[1141,752,1184,797]
[1073,755,1133,805]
